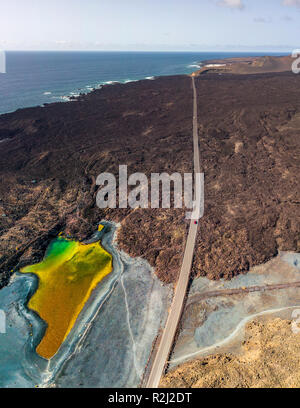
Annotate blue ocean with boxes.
[0,51,286,115]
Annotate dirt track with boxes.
[189,281,300,304]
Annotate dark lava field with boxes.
[0,71,299,286]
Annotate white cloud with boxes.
[282,0,300,6]
[218,0,244,9]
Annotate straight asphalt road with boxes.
[145,76,200,388]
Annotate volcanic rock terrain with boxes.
[0,67,299,287]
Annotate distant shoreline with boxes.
[0,51,289,116]
[193,54,292,76]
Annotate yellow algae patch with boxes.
[21,235,112,360]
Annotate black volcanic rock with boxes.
[0,72,299,286]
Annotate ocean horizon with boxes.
[0,50,288,115]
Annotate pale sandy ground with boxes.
[160,253,300,388]
[160,317,300,388]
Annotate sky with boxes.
[0,0,300,51]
